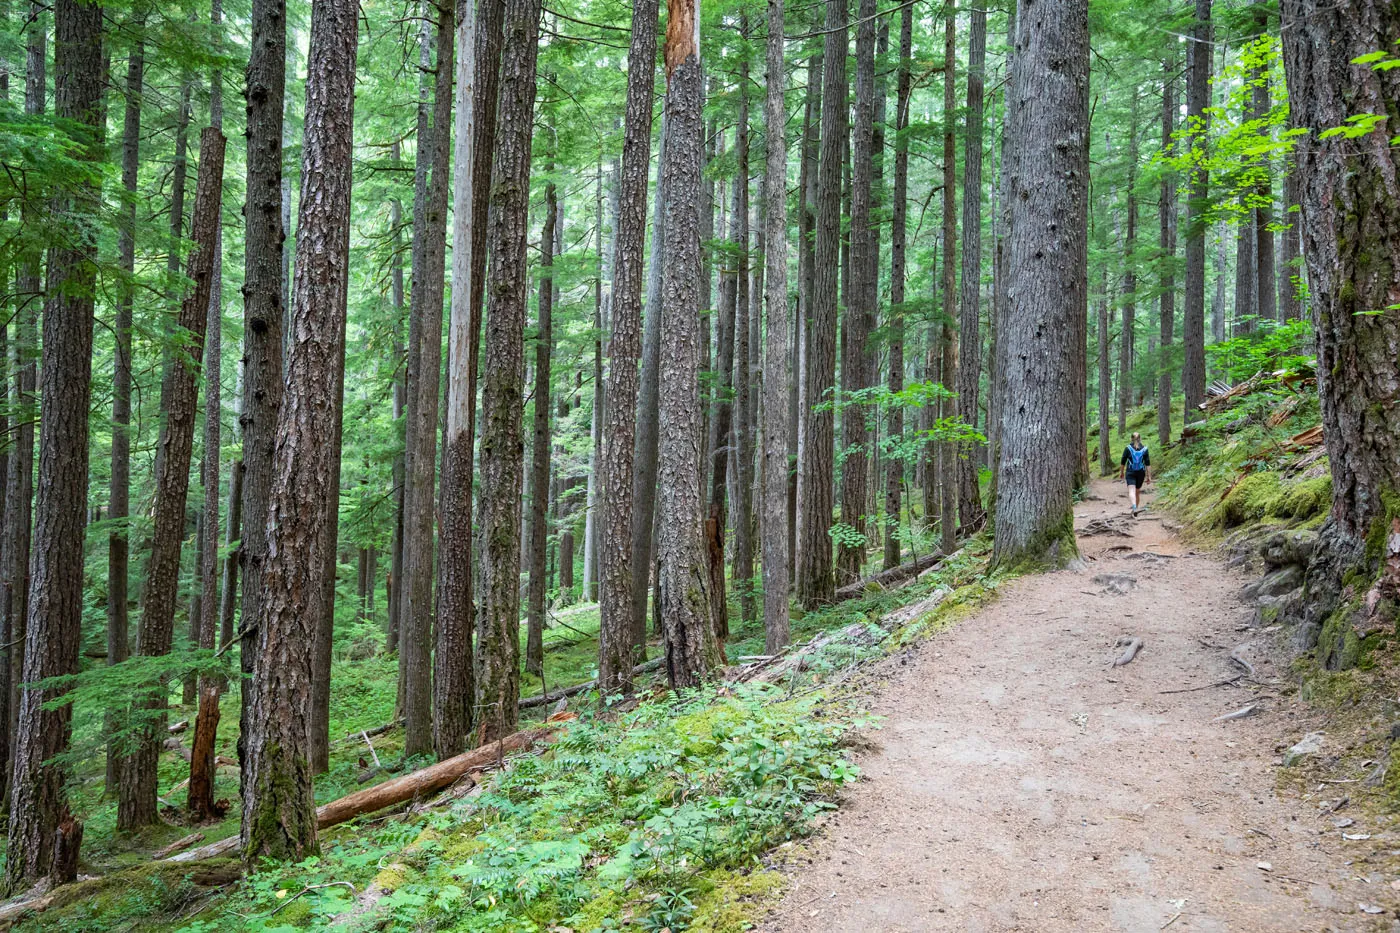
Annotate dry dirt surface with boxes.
[764,477,1394,932]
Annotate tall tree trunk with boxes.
[838,0,876,586]
[1157,49,1177,448]
[956,3,987,530]
[386,142,406,660]
[600,0,658,695]
[475,0,541,743]
[401,0,454,758]
[168,75,192,290]
[1119,85,1138,435]
[118,128,225,832]
[794,51,821,581]
[526,170,556,679]
[1233,52,1258,337]
[583,164,605,605]
[732,34,756,628]
[939,1,958,555]
[1181,0,1211,426]
[191,16,226,814]
[990,0,1088,571]
[761,0,791,652]
[105,28,142,794]
[241,0,355,858]
[796,0,844,609]
[706,141,737,641]
[1279,0,1400,644]
[884,2,912,570]
[239,0,287,791]
[4,0,101,891]
[434,0,480,759]
[658,0,721,687]
[988,0,1015,517]
[1097,269,1112,473]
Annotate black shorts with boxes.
[1125,470,1146,488]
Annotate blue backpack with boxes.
[1126,445,1148,472]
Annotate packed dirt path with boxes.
[765,477,1388,932]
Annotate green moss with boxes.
[1365,488,1400,565]
[689,867,784,932]
[992,509,1077,573]
[1298,667,1367,707]
[1216,471,1285,528]
[1276,476,1332,521]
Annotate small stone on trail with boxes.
[1257,861,1273,872]
[1283,732,1324,767]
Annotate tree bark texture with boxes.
[241,0,357,858]
[474,0,541,742]
[5,0,101,890]
[600,0,659,695]
[732,39,756,628]
[433,0,479,759]
[658,0,722,688]
[1119,85,1138,435]
[884,2,912,570]
[238,0,287,792]
[118,129,225,832]
[401,0,454,759]
[760,0,791,653]
[990,0,1088,572]
[1181,0,1211,426]
[1280,0,1400,629]
[796,0,844,609]
[526,174,556,679]
[1157,49,1177,447]
[956,3,987,531]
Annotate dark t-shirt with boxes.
[1121,444,1150,471]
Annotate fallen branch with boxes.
[1112,636,1144,667]
[519,656,665,710]
[1228,646,1257,680]
[1213,703,1260,722]
[1159,676,1241,695]
[153,832,205,859]
[834,552,944,602]
[166,725,564,863]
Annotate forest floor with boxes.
[763,475,1396,932]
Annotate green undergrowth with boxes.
[18,537,1004,932]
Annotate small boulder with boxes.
[1283,732,1325,767]
[1242,565,1303,602]
[1260,530,1318,569]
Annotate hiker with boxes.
[1119,432,1151,515]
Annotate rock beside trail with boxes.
[1243,565,1303,602]
[1260,530,1318,570]
[1283,732,1325,767]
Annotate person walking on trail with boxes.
[1119,432,1151,515]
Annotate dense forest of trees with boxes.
[0,0,1395,892]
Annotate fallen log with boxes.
[167,724,564,863]
[152,832,204,859]
[834,551,944,602]
[519,656,666,710]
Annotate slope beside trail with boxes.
[765,476,1387,932]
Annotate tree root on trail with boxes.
[1112,636,1144,667]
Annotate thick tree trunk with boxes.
[1157,50,1177,448]
[761,0,791,653]
[5,0,100,891]
[796,0,844,609]
[1181,0,1211,426]
[990,0,1088,572]
[526,172,557,680]
[1097,270,1112,474]
[955,4,987,531]
[241,0,356,859]
[475,0,541,742]
[838,0,877,587]
[238,0,287,793]
[400,0,454,759]
[386,143,406,660]
[599,0,659,695]
[658,0,722,688]
[794,51,820,582]
[988,0,1014,517]
[1119,86,1138,435]
[118,129,224,832]
[432,0,480,758]
[1279,0,1400,637]
[105,31,142,794]
[884,2,912,570]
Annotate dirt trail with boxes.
[765,477,1388,932]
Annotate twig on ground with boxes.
[361,730,381,769]
[268,882,357,918]
[1160,676,1242,695]
[1213,702,1260,722]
